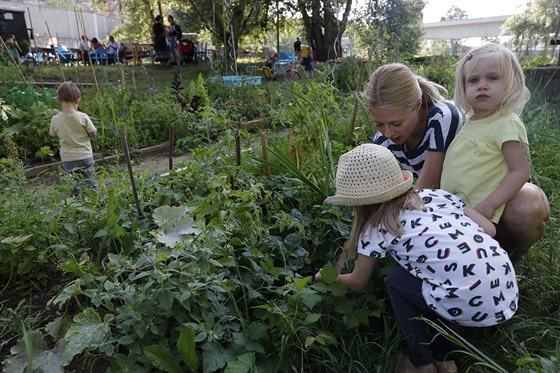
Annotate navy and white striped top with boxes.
[373,101,463,179]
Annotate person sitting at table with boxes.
[106,35,119,64]
[78,35,90,65]
[91,37,105,50]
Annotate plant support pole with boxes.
[168,125,174,171]
[120,129,143,218]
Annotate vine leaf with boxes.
[62,308,114,366]
[152,206,201,248]
[4,331,65,373]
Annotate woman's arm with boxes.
[474,141,530,220]
[416,151,445,189]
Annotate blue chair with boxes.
[90,47,108,65]
[56,46,76,66]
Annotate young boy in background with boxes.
[49,81,97,196]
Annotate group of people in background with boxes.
[152,14,182,65]
[78,34,124,65]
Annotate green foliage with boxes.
[1,58,560,373]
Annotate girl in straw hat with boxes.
[316,144,518,373]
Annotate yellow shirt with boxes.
[50,111,96,162]
[440,109,529,223]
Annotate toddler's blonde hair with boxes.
[454,43,529,118]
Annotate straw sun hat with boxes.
[325,144,413,206]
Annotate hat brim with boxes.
[324,170,414,206]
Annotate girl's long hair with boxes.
[346,190,424,258]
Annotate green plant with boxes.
[35,146,53,162]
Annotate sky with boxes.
[422,0,529,23]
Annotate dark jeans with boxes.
[386,265,455,366]
[62,157,96,196]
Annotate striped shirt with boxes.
[373,101,463,179]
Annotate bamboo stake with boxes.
[79,9,99,94]
[0,36,28,86]
[26,7,43,87]
[260,133,271,177]
[120,129,144,218]
[45,21,66,81]
[72,7,83,85]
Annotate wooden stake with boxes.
[26,7,43,87]
[120,129,143,218]
[168,126,174,171]
[45,21,65,82]
[235,127,241,167]
[79,10,99,94]
[260,133,271,177]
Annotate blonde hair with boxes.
[346,190,424,258]
[57,81,81,102]
[364,63,447,111]
[454,43,529,117]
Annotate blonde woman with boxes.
[441,43,550,261]
[317,144,518,373]
[365,63,463,189]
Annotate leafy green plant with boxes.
[35,146,54,162]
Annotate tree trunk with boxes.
[298,0,352,62]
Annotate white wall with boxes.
[0,0,121,48]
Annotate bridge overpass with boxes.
[423,15,510,40]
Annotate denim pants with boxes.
[386,265,455,366]
[61,157,96,196]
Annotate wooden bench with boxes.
[122,42,154,65]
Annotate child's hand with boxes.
[314,270,324,283]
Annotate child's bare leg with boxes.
[397,354,437,373]
[433,360,458,373]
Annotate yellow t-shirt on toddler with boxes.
[440,109,529,223]
[50,111,96,162]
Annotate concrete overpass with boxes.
[423,16,510,40]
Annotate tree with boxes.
[441,5,467,22]
[296,0,353,61]
[351,0,425,63]
[503,0,560,60]
[441,5,468,56]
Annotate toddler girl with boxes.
[440,43,549,261]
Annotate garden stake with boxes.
[45,21,66,82]
[288,129,294,161]
[235,127,241,167]
[347,61,366,145]
[26,7,43,87]
[169,125,174,170]
[72,7,83,86]
[260,133,271,177]
[120,129,144,218]
[79,9,99,94]
[0,36,28,86]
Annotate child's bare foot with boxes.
[397,354,437,373]
[433,360,458,373]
